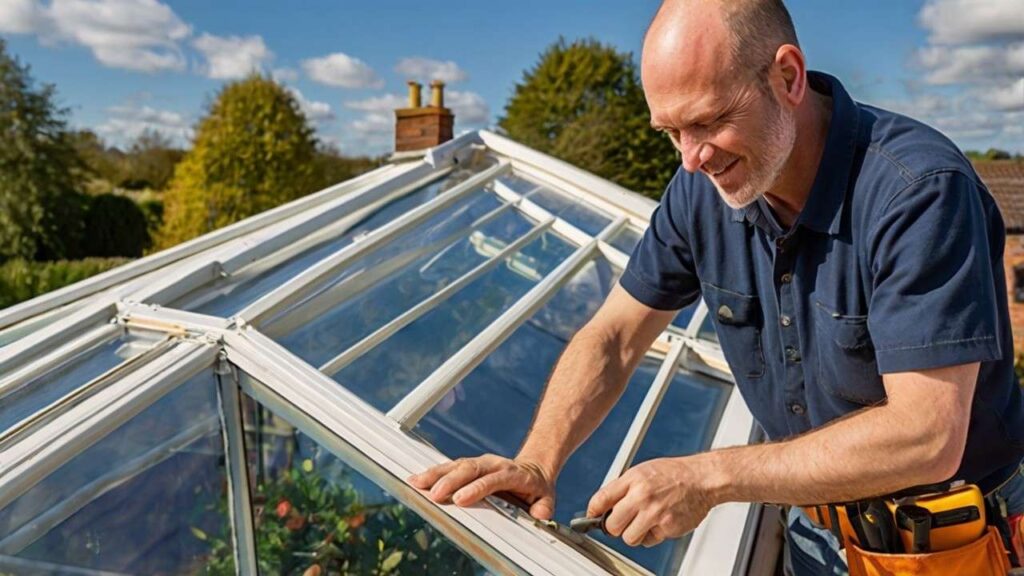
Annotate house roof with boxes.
[0,131,756,576]
[974,160,1024,234]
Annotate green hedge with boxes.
[0,257,130,309]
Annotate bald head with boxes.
[643,0,799,92]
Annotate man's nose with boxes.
[680,138,714,173]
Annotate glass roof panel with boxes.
[0,328,164,436]
[607,224,643,255]
[525,186,614,236]
[593,369,731,574]
[309,231,577,411]
[697,308,719,343]
[262,185,513,336]
[237,384,488,574]
[0,368,232,574]
[494,173,541,196]
[170,160,495,318]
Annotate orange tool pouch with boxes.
[801,484,1016,575]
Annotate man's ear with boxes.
[773,45,806,107]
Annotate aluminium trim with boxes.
[319,216,558,376]
[387,237,603,428]
[0,163,400,331]
[0,341,218,512]
[127,161,443,306]
[478,130,659,221]
[0,300,117,378]
[223,328,628,575]
[0,323,121,401]
[217,365,259,576]
[601,338,687,487]
[238,161,511,326]
[0,415,220,555]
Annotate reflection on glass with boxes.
[608,225,643,255]
[671,301,698,330]
[0,369,233,574]
[0,328,162,435]
[494,173,540,196]
[171,156,496,318]
[591,369,730,574]
[266,187,519,348]
[237,381,487,575]
[415,257,730,575]
[329,231,576,411]
[525,187,613,236]
[697,307,719,343]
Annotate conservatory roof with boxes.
[0,130,756,576]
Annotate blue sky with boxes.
[1,0,1021,156]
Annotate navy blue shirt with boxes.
[620,71,1024,493]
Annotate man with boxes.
[410,0,1024,573]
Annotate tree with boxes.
[0,39,87,261]
[499,38,679,198]
[120,129,184,190]
[157,75,319,248]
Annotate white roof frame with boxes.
[0,130,756,576]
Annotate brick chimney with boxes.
[394,79,454,152]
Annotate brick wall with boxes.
[1004,234,1024,354]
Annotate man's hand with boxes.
[587,456,717,547]
[408,454,558,520]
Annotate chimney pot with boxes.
[407,81,422,108]
[429,80,445,108]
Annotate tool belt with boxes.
[800,483,1017,575]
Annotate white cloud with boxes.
[918,43,1024,84]
[344,94,407,113]
[976,78,1024,111]
[394,57,467,84]
[919,0,1024,45]
[1,0,191,72]
[271,67,298,83]
[302,52,383,89]
[95,102,192,146]
[446,89,490,124]
[869,93,955,119]
[0,0,46,34]
[288,88,334,123]
[192,33,271,80]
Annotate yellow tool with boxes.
[887,484,987,552]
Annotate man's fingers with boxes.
[528,495,556,521]
[641,532,663,548]
[452,469,517,506]
[603,494,639,538]
[588,478,629,518]
[622,512,655,547]
[427,460,485,502]
[408,460,459,489]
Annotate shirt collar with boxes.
[729,71,861,236]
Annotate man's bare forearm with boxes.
[700,399,967,507]
[516,326,640,480]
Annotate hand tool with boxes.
[896,504,932,553]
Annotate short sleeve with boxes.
[868,170,1003,373]
[619,170,701,310]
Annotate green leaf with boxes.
[190,526,208,541]
[381,550,403,573]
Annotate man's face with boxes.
[646,74,798,209]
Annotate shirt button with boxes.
[790,403,806,415]
[780,315,792,327]
[780,272,793,284]
[785,346,801,363]
[717,305,733,322]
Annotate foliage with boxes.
[315,144,384,189]
[0,257,129,308]
[80,193,151,258]
[964,148,1019,161]
[121,129,185,190]
[157,74,320,249]
[499,37,679,199]
[203,458,478,575]
[0,39,88,261]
